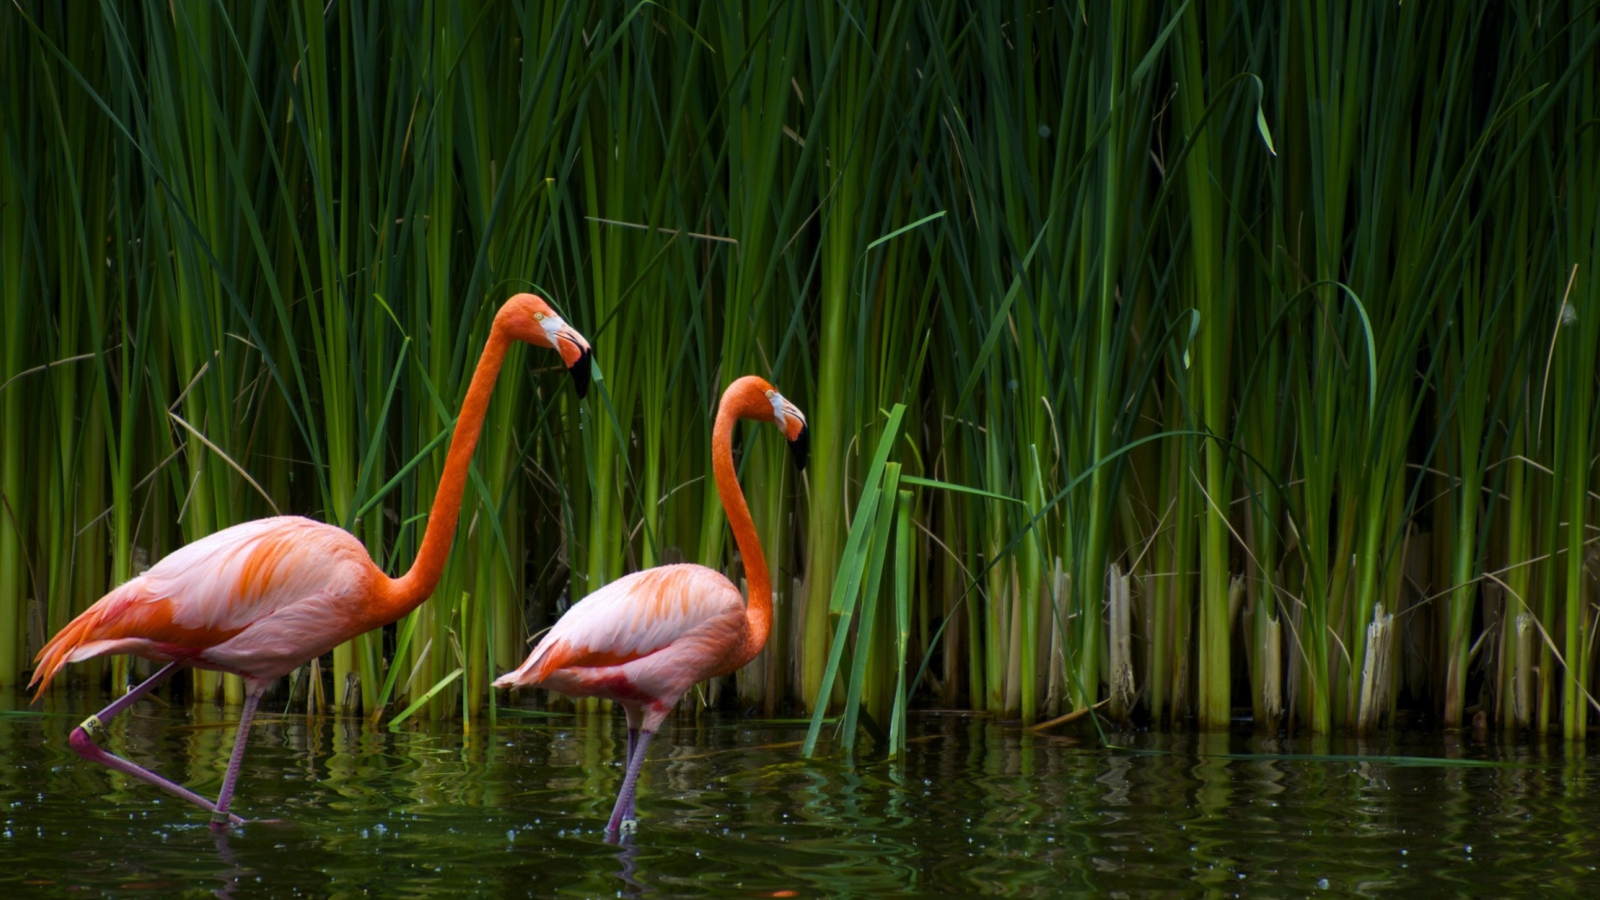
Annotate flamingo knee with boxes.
[69,721,102,759]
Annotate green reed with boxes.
[6,1,1600,744]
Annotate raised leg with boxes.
[605,729,654,836]
[68,663,245,827]
[209,689,263,830]
[93,661,179,723]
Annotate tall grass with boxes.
[6,0,1600,740]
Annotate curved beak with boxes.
[566,343,592,399]
[789,421,809,473]
[550,323,592,399]
[772,395,808,473]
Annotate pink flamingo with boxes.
[494,374,807,835]
[29,293,590,829]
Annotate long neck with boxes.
[381,325,513,615]
[715,404,773,668]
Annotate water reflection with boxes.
[4,689,1600,896]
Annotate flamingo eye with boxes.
[534,312,546,322]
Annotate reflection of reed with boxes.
[520,707,629,823]
[323,716,367,812]
[11,710,1600,895]
[178,703,229,803]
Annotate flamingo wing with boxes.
[30,516,375,694]
[494,564,743,687]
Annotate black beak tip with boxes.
[789,422,809,473]
[569,347,592,399]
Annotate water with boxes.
[4,693,1600,897]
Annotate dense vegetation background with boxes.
[4,1,1599,741]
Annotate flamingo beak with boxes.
[767,389,808,472]
[789,421,809,473]
[543,317,592,399]
[566,342,592,399]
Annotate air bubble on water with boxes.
[1317,878,1330,890]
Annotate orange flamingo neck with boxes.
[714,395,773,669]
[383,324,514,616]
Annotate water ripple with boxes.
[3,700,1600,896]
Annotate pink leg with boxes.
[617,704,644,826]
[621,704,643,766]
[209,690,263,830]
[606,729,654,836]
[68,663,246,827]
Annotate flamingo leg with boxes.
[618,704,644,825]
[621,704,642,768]
[620,703,644,772]
[606,729,654,835]
[209,689,263,830]
[67,663,246,827]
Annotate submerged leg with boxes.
[605,729,654,836]
[209,690,263,830]
[616,704,645,827]
[68,663,245,826]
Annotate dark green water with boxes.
[4,692,1599,897]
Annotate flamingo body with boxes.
[494,564,746,718]
[33,517,381,689]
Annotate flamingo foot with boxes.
[210,814,288,829]
[208,810,289,832]
[209,811,249,831]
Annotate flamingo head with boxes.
[498,293,593,398]
[724,375,809,472]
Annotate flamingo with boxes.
[28,293,591,829]
[494,374,808,836]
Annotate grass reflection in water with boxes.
[4,699,1599,896]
